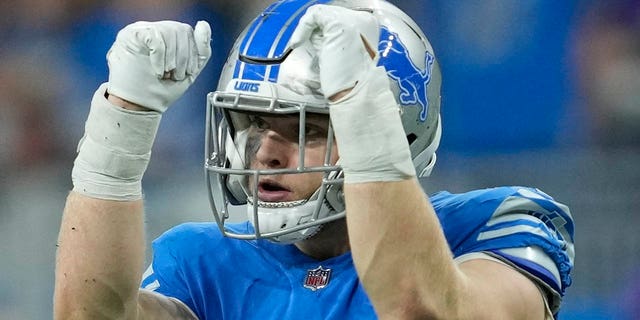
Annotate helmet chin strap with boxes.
[246,196,324,243]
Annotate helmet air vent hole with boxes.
[407,133,417,144]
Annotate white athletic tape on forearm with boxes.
[72,83,161,200]
[329,66,416,184]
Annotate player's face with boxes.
[245,113,338,202]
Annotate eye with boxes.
[249,115,269,131]
[305,124,320,137]
[301,123,329,146]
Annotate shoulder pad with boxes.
[433,187,575,296]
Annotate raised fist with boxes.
[107,20,212,113]
[288,5,379,100]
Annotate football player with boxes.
[54,0,575,319]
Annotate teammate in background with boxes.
[54,0,575,319]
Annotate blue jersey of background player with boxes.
[55,0,575,319]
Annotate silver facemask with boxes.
[205,0,442,243]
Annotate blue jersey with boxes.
[141,186,574,319]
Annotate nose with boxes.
[254,130,295,169]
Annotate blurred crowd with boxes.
[0,0,267,172]
[1,0,638,319]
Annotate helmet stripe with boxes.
[234,0,332,82]
[233,1,283,79]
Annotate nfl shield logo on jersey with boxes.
[303,266,332,291]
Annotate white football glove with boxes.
[73,20,212,200]
[288,5,416,183]
[107,20,212,112]
[288,5,379,99]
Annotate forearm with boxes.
[54,192,145,319]
[54,92,148,318]
[53,20,211,319]
[345,179,465,319]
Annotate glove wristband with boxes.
[72,83,162,200]
[329,66,416,184]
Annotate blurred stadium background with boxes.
[1,0,638,319]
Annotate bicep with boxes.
[137,289,198,320]
[457,258,550,320]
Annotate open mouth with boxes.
[259,180,289,192]
[257,179,292,202]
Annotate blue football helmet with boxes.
[205,0,442,243]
